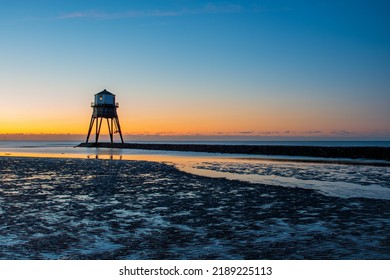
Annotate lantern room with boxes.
[94,89,115,106]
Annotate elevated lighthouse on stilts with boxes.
[86,89,124,144]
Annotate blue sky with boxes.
[0,0,389,140]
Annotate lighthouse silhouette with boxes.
[86,89,124,144]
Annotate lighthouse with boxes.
[86,89,124,143]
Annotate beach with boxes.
[1,156,389,259]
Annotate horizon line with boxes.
[1,133,389,142]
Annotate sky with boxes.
[0,0,389,141]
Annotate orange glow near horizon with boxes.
[1,88,389,139]
[0,104,388,137]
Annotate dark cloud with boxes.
[257,131,281,135]
[331,130,353,135]
[239,131,254,134]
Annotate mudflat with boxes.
[0,156,389,259]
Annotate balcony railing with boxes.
[91,102,119,107]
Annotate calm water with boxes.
[1,140,390,148]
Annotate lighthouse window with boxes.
[99,96,103,101]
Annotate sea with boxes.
[0,140,389,259]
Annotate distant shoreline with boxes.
[78,142,390,161]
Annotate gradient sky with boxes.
[1,0,389,140]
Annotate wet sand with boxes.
[1,156,389,259]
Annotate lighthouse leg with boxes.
[95,117,103,143]
[111,118,114,143]
[86,117,95,143]
[107,118,113,143]
[114,117,124,143]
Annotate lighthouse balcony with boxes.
[91,102,119,108]
[92,106,118,117]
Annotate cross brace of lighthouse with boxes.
[86,89,124,143]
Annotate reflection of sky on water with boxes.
[178,162,390,200]
[1,141,389,200]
